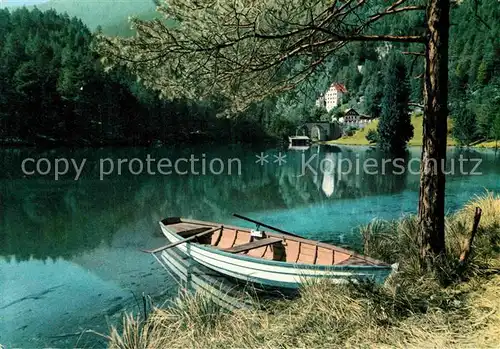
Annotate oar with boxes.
[232,213,304,239]
[142,226,222,254]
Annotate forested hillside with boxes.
[0,8,269,146]
[0,0,499,146]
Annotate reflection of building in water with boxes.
[321,153,335,197]
[277,147,413,203]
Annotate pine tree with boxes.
[493,113,500,149]
[363,74,383,118]
[452,104,478,146]
[377,56,413,154]
[477,60,488,85]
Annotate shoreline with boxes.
[0,137,280,149]
[108,193,500,348]
[322,139,499,149]
[321,115,498,149]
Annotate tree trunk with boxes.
[418,0,450,269]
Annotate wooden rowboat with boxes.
[151,217,397,289]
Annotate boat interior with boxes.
[161,218,387,267]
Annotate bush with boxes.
[328,107,344,121]
[268,117,297,140]
[306,106,328,122]
[366,129,378,144]
[344,125,359,136]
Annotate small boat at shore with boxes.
[147,217,396,289]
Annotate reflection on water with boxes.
[0,145,499,347]
[157,247,274,311]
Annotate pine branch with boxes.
[96,0,429,109]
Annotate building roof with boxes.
[316,83,347,101]
[344,108,359,115]
[331,83,347,93]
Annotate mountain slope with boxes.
[34,0,156,34]
[0,0,49,7]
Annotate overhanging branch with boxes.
[346,35,425,43]
[403,51,426,56]
[97,0,430,108]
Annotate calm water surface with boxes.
[1,145,499,347]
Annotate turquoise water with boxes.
[0,145,499,347]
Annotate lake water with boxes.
[1,145,499,347]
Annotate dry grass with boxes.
[107,193,500,349]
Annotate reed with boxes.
[108,193,500,348]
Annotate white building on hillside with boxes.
[316,83,348,112]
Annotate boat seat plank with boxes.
[224,237,283,254]
[177,226,211,237]
[169,222,204,233]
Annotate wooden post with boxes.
[142,292,148,321]
[363,227,371,256]
[459,207,482,265]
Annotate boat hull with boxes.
[157,246,253,310]
[160,224,394,289]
